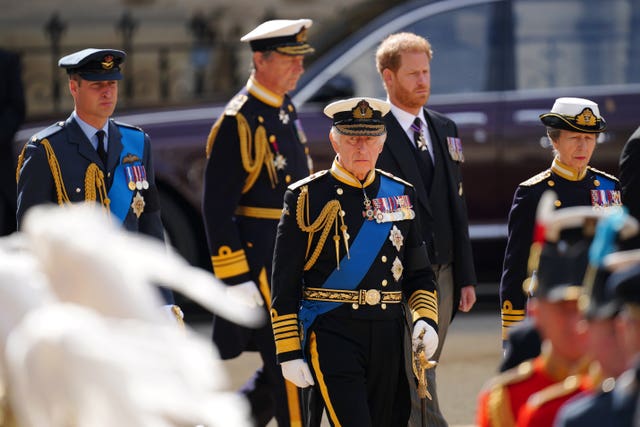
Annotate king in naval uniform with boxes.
[271,97,440,427]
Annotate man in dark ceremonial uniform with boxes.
[16,48,176,307]
[271,97,439,427]
[201,19,314,426]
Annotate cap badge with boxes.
[575,108,596,126]
[353,100,373,119]
[296,27,308,43]
[101,55,115,70]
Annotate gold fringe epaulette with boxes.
[377,169,414,187]
[520,170,551,187]
[587,166,619,182]
[525,375,581,409]
[288,169,329,191]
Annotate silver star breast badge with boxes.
[279,109,290,124]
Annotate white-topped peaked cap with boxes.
[240,19,314,55]
[324,97,390,136]
[539,97,606,133]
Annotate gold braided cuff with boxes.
[408,289,438,324]
[501,300,526,340]
[211,246,250,279]
[271,309,301,355]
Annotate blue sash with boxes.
[109,126,144,223]
[299,175,403,354]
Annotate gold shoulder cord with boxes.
[295,185,349,271]
[84,163,111,214]
[18,138,110,215]
[40,138,71,205]
[237,113,277,193]
[206,112,277,194]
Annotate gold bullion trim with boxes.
[211,246,250,279]
[408,289,438,324]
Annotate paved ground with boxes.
[194,307,503,426]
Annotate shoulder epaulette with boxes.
[288,170,329,191]
[113,120,143,132]
[525,375,581,408]
[224,94,248,116]
[30,122,65,143]
[520,170,551,187]
[588,166,619,182]
[377,169,414,187]
[487,360,535,389]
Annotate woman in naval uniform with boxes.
[499,97,622,343]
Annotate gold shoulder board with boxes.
[587,166,619,182]
[377,169,414,187]
[225,94,248,116]
[520,170,551,187]
[289,169,329,191]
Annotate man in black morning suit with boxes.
[375,32,476,426]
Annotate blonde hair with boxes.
[375,32,433,76]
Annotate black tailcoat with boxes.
[377,108,476,317]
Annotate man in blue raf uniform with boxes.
[16,48,175,306]
[201,19,314,427]
[271,97,439,427]
[500,97,622,341]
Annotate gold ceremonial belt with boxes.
[303,287,402,306]
[235,205,283,220]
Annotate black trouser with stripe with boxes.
[305,313,410,427]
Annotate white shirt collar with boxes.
[73,111,109,149]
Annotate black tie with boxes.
[96,130,107,166]
[411,117,434,192]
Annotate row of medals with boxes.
[363,194,416,224]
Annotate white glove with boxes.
[412,320,439,359]
[280,359,315,388]
[226,281,264,308]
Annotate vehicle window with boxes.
[513,0,640,90]
[331,3,495,98]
